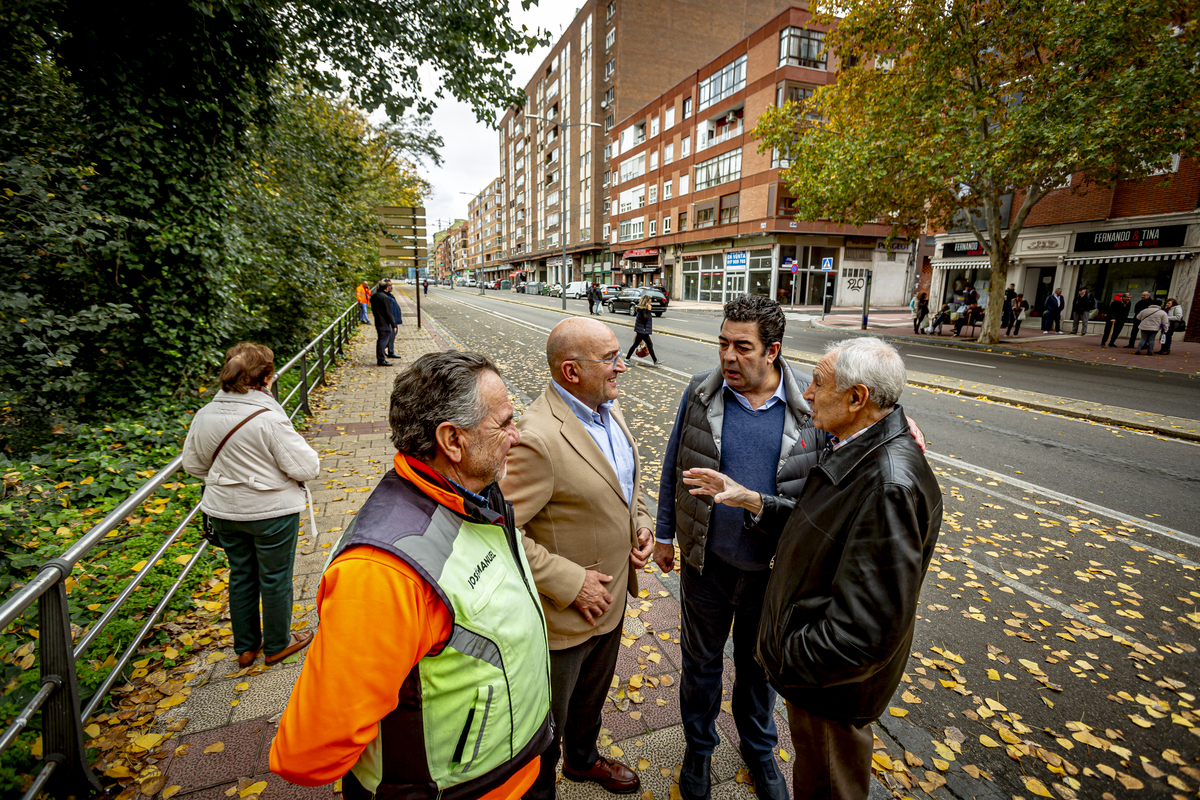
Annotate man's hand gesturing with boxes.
[573,569,614,625]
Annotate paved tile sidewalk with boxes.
[159,303,892,800]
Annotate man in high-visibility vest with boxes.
[356,281,371,323]
[272,351,552,800]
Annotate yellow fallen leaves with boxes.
[888,707,908,718]
[979,735,1001,748]
[203,741,225,754]
[84,723,102,738]
[778,749,790,762]
[129,733,163,751]
[1023,777,1052,797]
[162,786,182,800]
[206,651,227,664]
[610,745,624,758]
[239,781,268,797]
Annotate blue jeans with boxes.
[680,556,777,761]
[359,302,369,322]
[212,513,300,656]
[1135,330,1157,354]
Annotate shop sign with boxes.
[1073,224,1187,252]
[1016,235,1067,255]
[876,239,913,252]
[941,240,987,258]
[624,248,659,257]
[725,250,748,269]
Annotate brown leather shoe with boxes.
[562,756,640,794]
[264,631,314,665]
[237,642,262,668]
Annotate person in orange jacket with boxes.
[271,351,553,800]
[355,281,371,323]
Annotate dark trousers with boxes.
[1162,325,1175,352]
[626,333,658,362]
[376,325,391,363]
[1128,320,1141,347]
[527,622,624,799]
[680,558,777,761]
[912,313,926,334]
[212,513,300,656]
[1041,310,1061,332]
[385,325,397,356]
[785,702,873,800]
[1102,318,1125,346]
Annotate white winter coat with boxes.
[182,389,320,521]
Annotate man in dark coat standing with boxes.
[1042,288,1065,334]
[369,281,395,367]
[681,338,941,800]
[1101,294,1130,348]
[1071,287,1096,335]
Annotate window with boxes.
[546,170,558,186]
[683,97,692,119]
[650,151,659,170]
[545,212,560,228]
[603,169,611,187]
[771,146,793,169]
[776,192,798,217]
[650,116,660,137]
[604,144,612,160]
[695,204,715,228]
[605,114,614,131]
[694,148,741,190]
[679,174,689,195]
[606,0,615,20]
[605,28,615,49]
[776,83,821,120]
[603,198,611,213]
[719,193,739,225]
[649,219,656,236]
[619,153,645,183]
[663,180,672,199]
[681,135,691,157]
[604,86,615,106]
[663,216,671,234]
[1146,153,1182,176]
[678,212,687,230]
[605,59,615,79]
[779,27,826,70]
[665,106,675,129]
[698,55,747,111]
[545,190,559,206]
[603,222,611,240]
[619,217,644,242]
[618,185,645,212]
[664,143,674,164]
[648,184,657,203]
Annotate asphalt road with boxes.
[445,288,1200,421]
[403,286,1200,800]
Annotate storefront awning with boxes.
[931,259,991,270]
[1064,250,1192,266]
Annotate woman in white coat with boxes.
[183,343,321,667]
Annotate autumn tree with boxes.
[754,0,1200,343]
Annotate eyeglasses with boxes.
[570,354,624,368]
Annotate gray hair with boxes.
[825,338,906,410]
[389,351,499,460]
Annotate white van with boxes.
[564,281,591,299]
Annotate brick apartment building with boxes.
[496,0,799,289]
[931,157,1199,338]
[464,179,504,284]
[604,7,918,307]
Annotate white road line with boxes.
[515,341,527,346]
[956,556,1141,643]
[909,355,997,369]
[926,451,1200,550]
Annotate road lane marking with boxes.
[926,451,1200,552]
[909,355,997,369]
[515,341,526,346]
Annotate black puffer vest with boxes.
[673,359,825,572]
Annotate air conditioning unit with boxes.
[725,111,738,124]
[599,99,608,109]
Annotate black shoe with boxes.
[679,747,711,800]
[376,362,394,367]
[386,353,398,358]
[743,754,788,800]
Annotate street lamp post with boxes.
[526,115,600,311]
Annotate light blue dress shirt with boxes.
[722,370,787,413]
[552,381,636,507]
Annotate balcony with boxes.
[697,121,743,152]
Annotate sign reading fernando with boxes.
[1074,224,1186,252]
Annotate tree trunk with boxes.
[977,251,1011,344]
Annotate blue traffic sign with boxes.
[821,257,834,271]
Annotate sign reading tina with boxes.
[1074,225,1187,252]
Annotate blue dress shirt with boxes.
[552,381,636,507]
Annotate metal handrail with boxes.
[0,302,359,799]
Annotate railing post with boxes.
[39,573,103,799]
[298,352,311,416]
[337,311,347,357]
[317,331,327,387]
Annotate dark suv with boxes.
[606,288,668,317]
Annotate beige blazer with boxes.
[501,382,654,649]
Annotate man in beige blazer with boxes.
[502,317,655,800]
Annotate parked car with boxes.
[548,283,564,297]
[564,281,590,299]
[489,280,503,290]
[599,284,623,301]
[606,287,669,317]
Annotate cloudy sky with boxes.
[411,2,582,238]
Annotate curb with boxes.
[433,291,1200,443]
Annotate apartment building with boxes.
[464,179,505,284]
[431,219,465,281]
[604,7,916,307]
[497,0,798,288]
[931,159,1199,338]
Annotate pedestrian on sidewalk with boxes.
[1071,287,1096,335]
[182,342,320,669]
[682,338,942,800]
[383,281,402,358]
[1100,294,1130,348]
[423,278,429,295]
[589,282,603,315]
[356,281,371,324]
[272,352,553,800]
[626,295,659,365]
[586,282,596,314]
[501,317,653,800]
[370,280,396,367]
[1160,298,1183,354]
[910,292,929,334]
[1134,301,1168,355]
[1042,288,1065,334]
[654,295,821,800]
[1006,294,1029,336]
[1125,291,1153,347]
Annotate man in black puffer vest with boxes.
[654,296,821,800]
